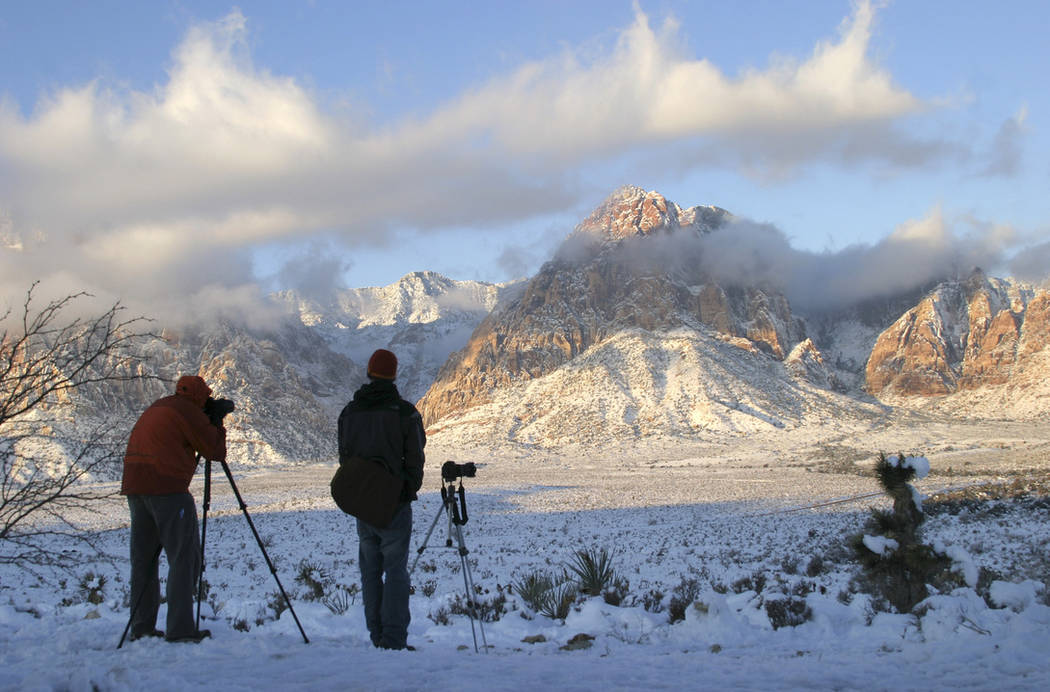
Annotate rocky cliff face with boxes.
[418,186,806,426]
[41,271,504,472]
[865,271,1048,399]
[277,271,509,403]
[106,317,359,467]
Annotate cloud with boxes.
[0,1,946,319]
[585,205,1019,314]
[782,209,1017,311]
[423,0,925,164]
[273,240,351,306]
[1009,240,1050,283]
[979,106,1028,177]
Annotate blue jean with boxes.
[127,493,201,640]
[356,503,412,649]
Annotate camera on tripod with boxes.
[442,460,477,481]
[414,459,488,653]
[204,396,235,427]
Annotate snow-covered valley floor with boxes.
[3,419,1049,691]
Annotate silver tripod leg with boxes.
[450,519,488,653]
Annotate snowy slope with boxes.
[428,327,887,449]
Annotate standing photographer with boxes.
[338,349,426,650]
[121,375,227,643]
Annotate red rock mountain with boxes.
[865,270,1049,398]
[418,186,806,426]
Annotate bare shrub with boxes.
[1,283,158,571]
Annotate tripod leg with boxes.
[118,545,162,649]
[195,457,210,633]
[218,460,310,644]
[451,522,488,653]
[409,492,452,576]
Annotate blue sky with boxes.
[1,1,1047,320]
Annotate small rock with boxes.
[521,634,547,644]
[560,633,595,651]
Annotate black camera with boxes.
[204,396,236,427]
[442,461,477,481]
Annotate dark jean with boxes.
[127,493,201,640]
[357,502,412,649]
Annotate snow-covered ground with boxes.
[3,422,1049,691]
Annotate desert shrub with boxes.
[603,576,630,606]
[567,547,616,596]
[765,596,812,630]
[428,605,451,626]
[294,559,328,602]
[450,589,507,623]
[77,571,107,606]
[641,588,665,613]
[731,571,767,594]
[264,590,289,623]
[805,555,826,577]
[513,570,556,613]
[539,581,576,620]
[668,577,702,624]
[322,583,359,615]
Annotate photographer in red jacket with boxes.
[121,375,226,643]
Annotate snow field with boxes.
[3,452,1050,691]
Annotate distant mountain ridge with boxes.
[418,186,1050,446]
[42,186,1049,466]
[275,271,512,404]
[58,271,509,469]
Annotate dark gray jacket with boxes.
[337,379,426,502]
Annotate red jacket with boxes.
[121,378,227,495]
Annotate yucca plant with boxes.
[851,451,955,612]
[513,570,556,612]
[539,581,577,620]
[567,547,616,597]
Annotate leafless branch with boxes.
[0,282,161,570]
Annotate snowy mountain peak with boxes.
[574,185,729,242]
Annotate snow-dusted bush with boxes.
[668,576,702,624]
[512,570,557,613]
[294,559,328,602]
[763,595,812,630]
[851,452,958,612]
[73,571,107,606]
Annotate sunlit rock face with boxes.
[418,186,806,427]
[865,270,1048,398]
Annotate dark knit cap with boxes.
[367,349,398,380]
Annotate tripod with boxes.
[410,476,488,653]
[196,457,309,643]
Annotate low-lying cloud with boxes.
[578,206,1025,314]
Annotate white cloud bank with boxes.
[0,1,992,320]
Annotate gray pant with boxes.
[127,493,201,640]
[357,503,412,649]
